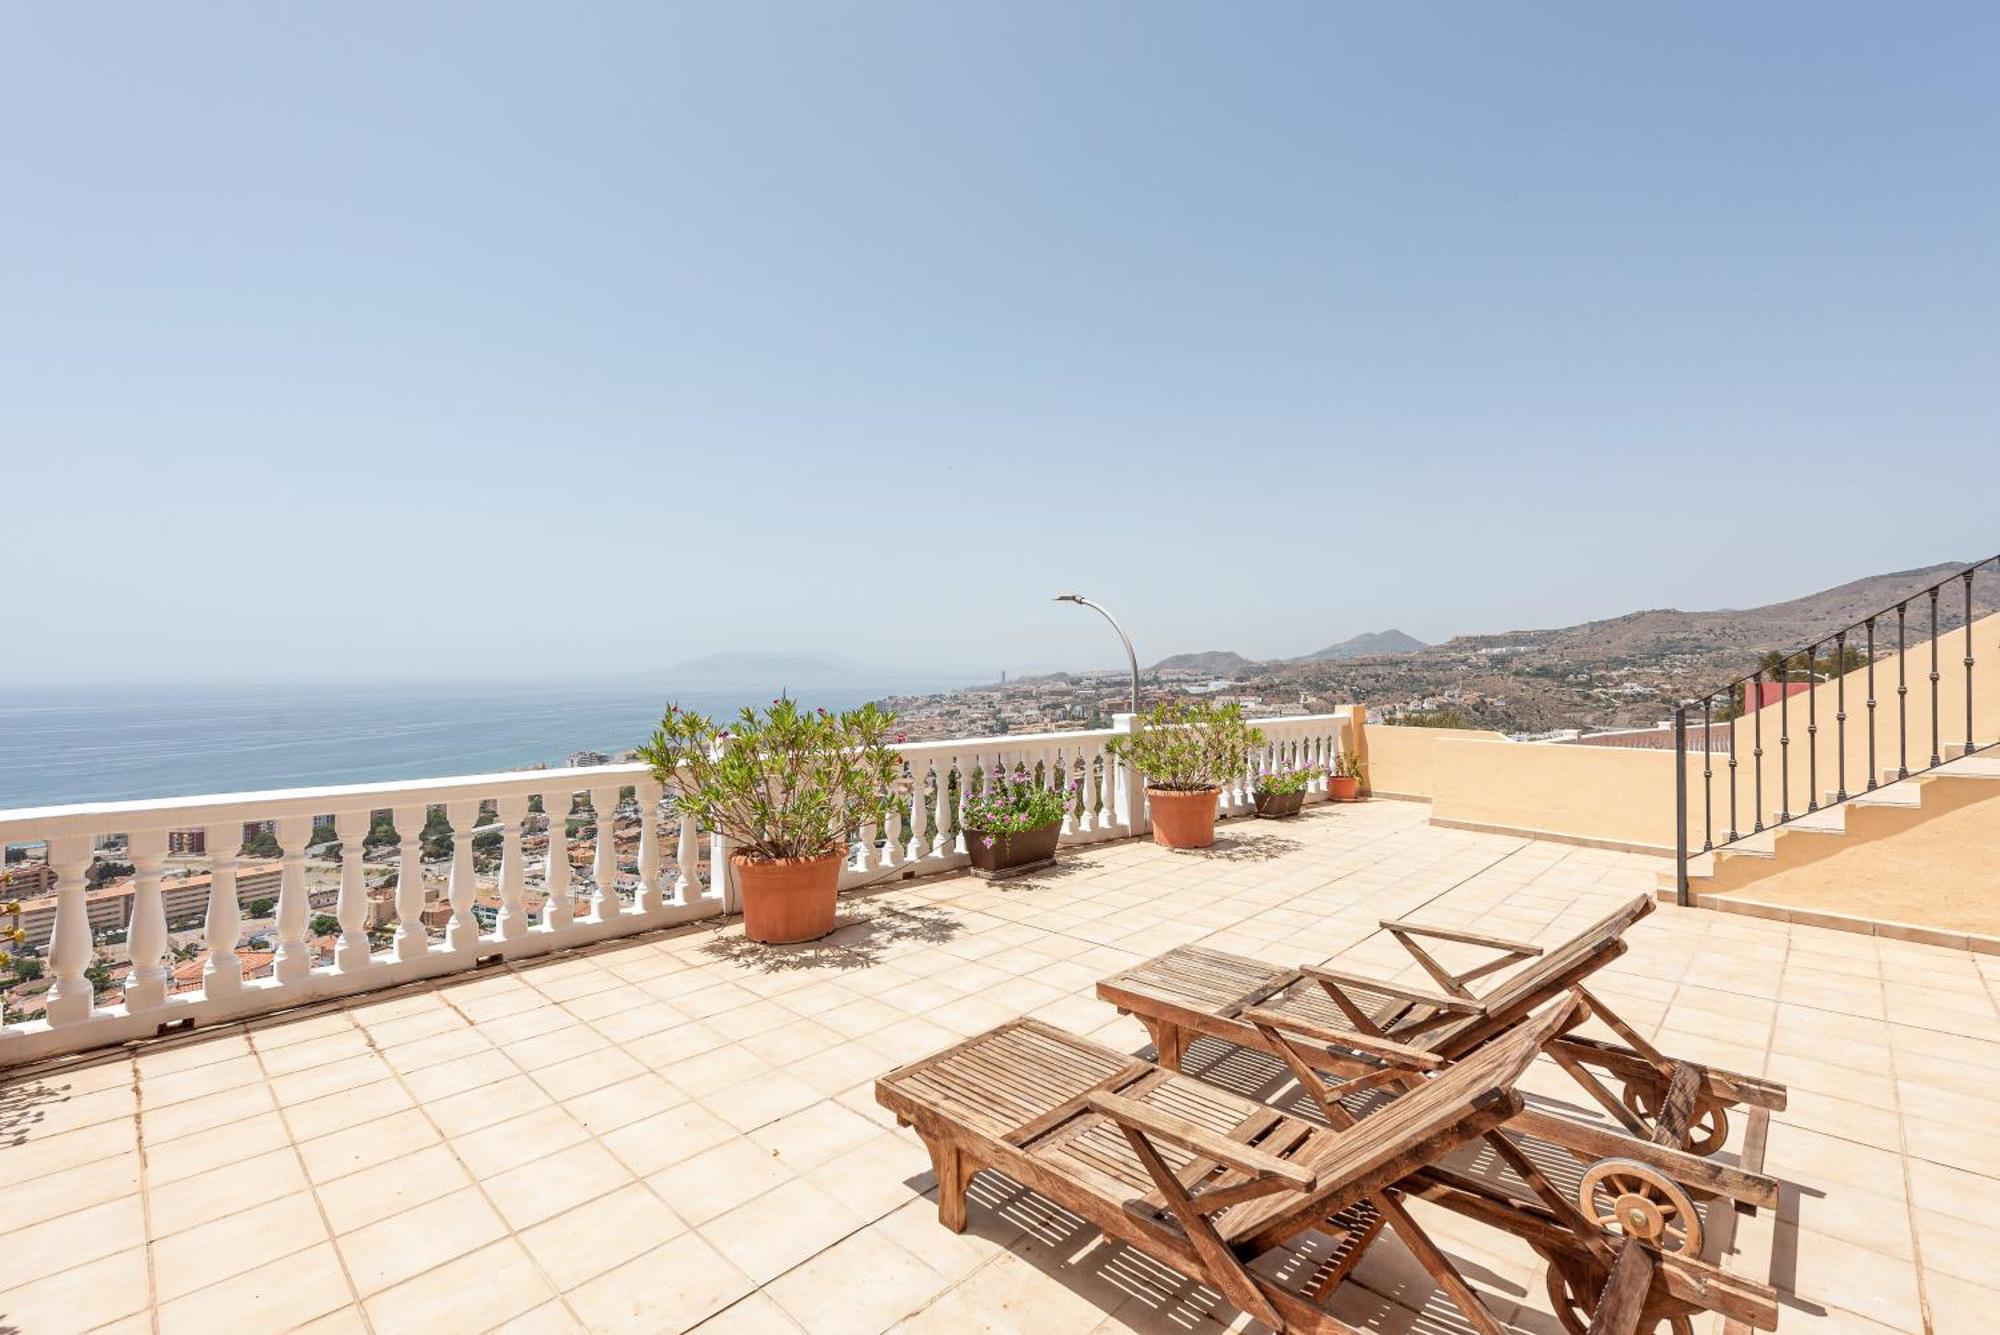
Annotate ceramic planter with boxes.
[1253,788,1304,819]
[1328,775,1361,802]
[963,819,1061,878]
[1148,787,1219,848]
[732,849,844,943]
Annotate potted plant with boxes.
[1328,750,1366,802]
[639,699,901,943]
[1252,764,1312,819]
[1106,701,1264,849]
[961,765,1072,878]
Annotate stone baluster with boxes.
[675,811,699,906]
[443,800,478,953]
[334,810,370,970]
[1081,746,1101,836]
[879,798,902,873]
[636,780,665,914]
[711,828,737,913]
[906,761,930,864]
[43,835,97,1025]
[1058,748,1077,838]
[393,803,430,962]
[123,829,170,1013]
[273,815,312,984]
[202,822,244,995]
[542,790,574,931]
[590,786,621,921]
[495,795,529,940]
[855,817,877,875]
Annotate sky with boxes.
[4,3,1997,687]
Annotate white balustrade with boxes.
[589,785,620,923]
[123,830,169,1012]
[334,810,370,971]
[0,710,1353,1065]
[274,815,312,985]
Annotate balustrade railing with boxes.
[1673,556,1998,904]
[0,708,1353,1064]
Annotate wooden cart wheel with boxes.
[1541,1253,1695,1335]
[1622,1082,1730,1156]
[1578,1157,1704,1256]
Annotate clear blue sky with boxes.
[5,3,1996,686]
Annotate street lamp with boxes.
[1054,594,1140,715]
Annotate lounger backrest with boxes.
[1223,994,1582,1246]
[1420,894,1653,1058]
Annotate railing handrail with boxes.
[1674,555,1997,905]
[1683,554,1997,704]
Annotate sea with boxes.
[0,681,891,810]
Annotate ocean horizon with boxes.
[0,680,898,810]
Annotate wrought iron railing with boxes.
[1673,555,1999,905]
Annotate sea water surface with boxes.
[0,681,884,810]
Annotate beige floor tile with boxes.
[147,1145,309,1236]
[145,1110,291,1185]
[689,1291,806,1333]
[562,1071,686,1134]
[520,1180,686,1292]
[299,1107,442,1183]
[767,1228,954,1334]
[452,1103,590,1179]
[0,1193,146,1286]
[567,1231,756,1333]
[0,1242,150,1332]
[747,1100,883,1174]
[706,1069,825,1133]
[365,1238,562,1335]
[483,1139,635,1230]
[603,1100,739,1175]
[316,1142,475,1234]
[336,1184,509,1294]
[700,1178,867,1285]
[152,1191,329,1300]
[281,1074,418,1141]
[156,1240,354,1335]
[649,1137,798,1225]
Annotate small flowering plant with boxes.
[638,698,903,862]
[962,767,1071,839]
[1331,749,1368,780]
[1253,764,1314,796]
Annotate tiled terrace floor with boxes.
[5,801,1998,1334]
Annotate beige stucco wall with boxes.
[1365,725,1510,799]
[1428,736,1680,852]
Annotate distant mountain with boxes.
[1151,650,1263,675]
[1437,562,1995,662]
[1296,629,1428,662]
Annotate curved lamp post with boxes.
[1054,593,1141,715]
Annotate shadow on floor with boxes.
[697,900,965,974]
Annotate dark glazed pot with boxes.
[1253,789,1304,819]
[964,820,1061,878]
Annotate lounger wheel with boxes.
[1540,1249,1695,1335]
[1577,1157,1703,1257]
[1621,1081,1730,1156]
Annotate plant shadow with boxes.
[697,899,964,974]
[1164,832,1304,863]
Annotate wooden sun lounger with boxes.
[877,997,1779,1335]
[1096,894,1787,1169]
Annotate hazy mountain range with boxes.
[1151,629,1428,674]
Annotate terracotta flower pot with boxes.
[1253,788,1304,819]
[964,819,1061,878]
[1328,775,1361,802]
[1148,787,1219,849]
[732,849,844,943]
